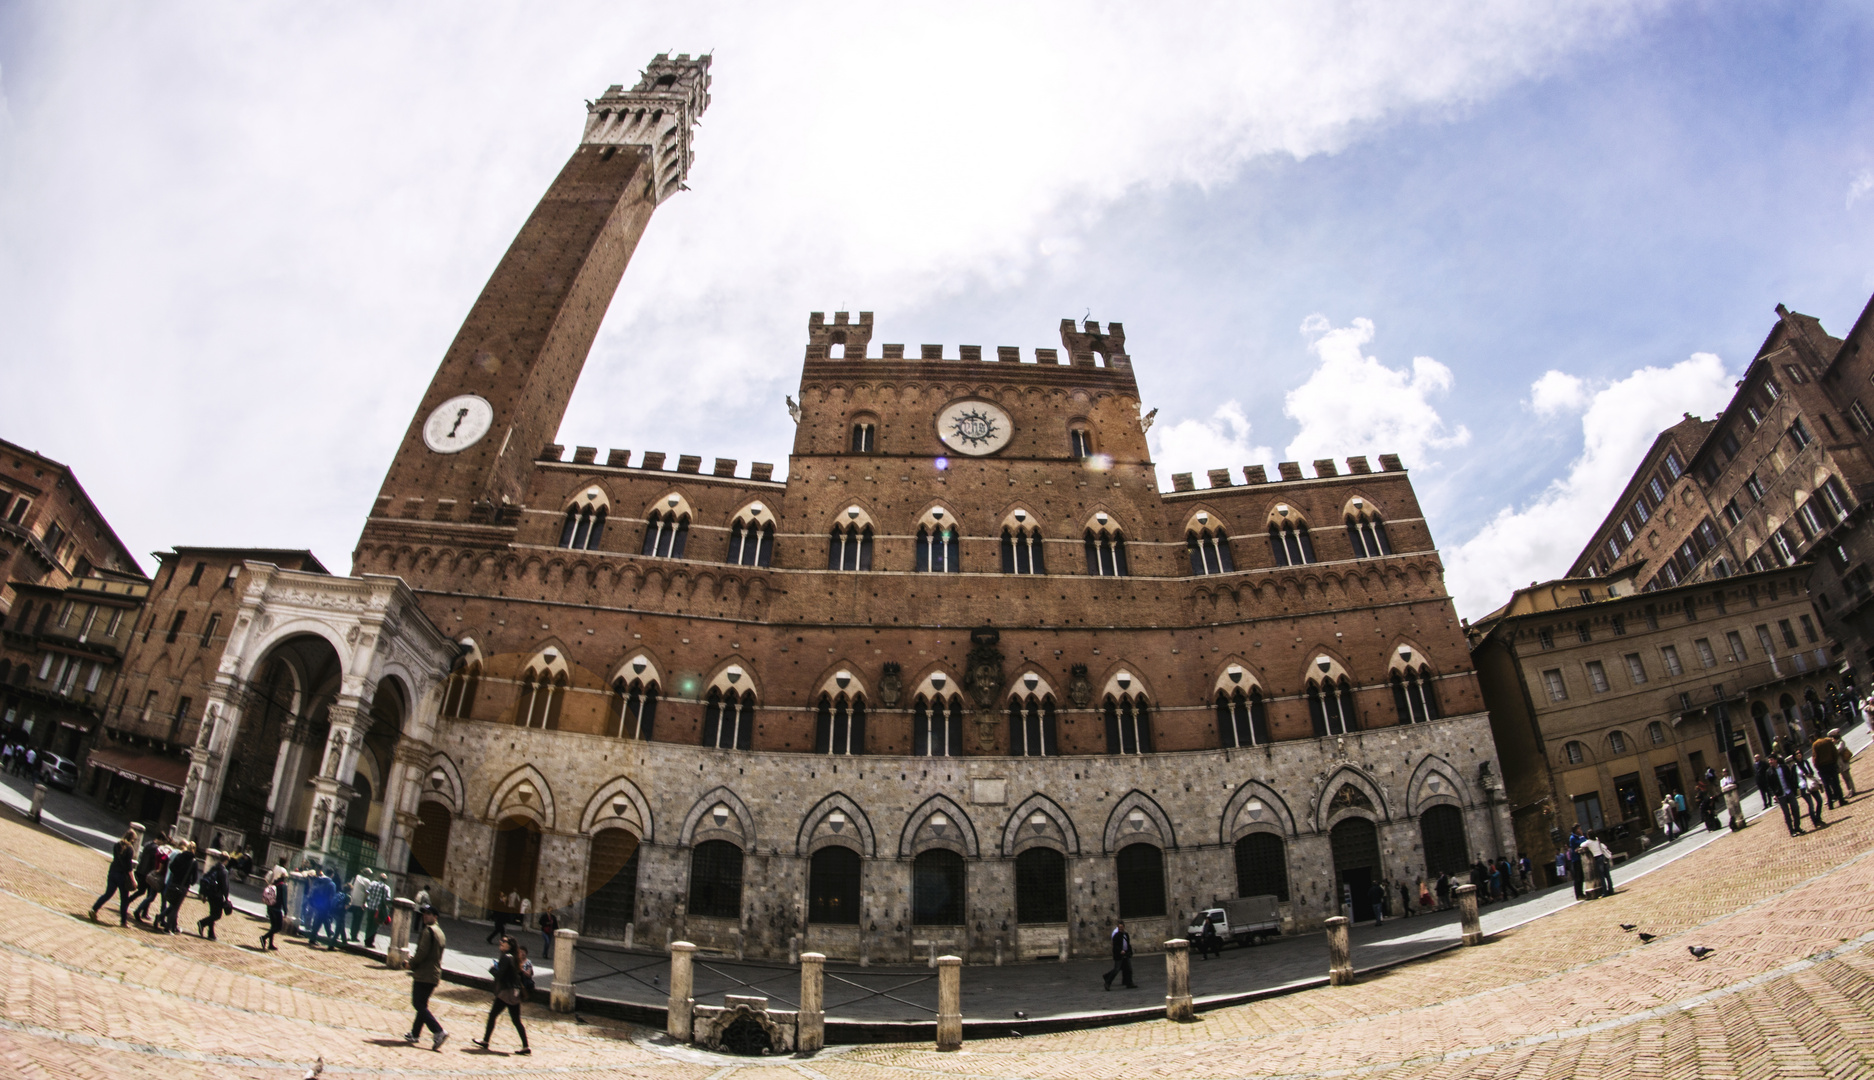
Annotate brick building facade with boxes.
[1569,298,1874,677]
[172,55,1515,960]
[1470,564,1835,864]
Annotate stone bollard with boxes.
[1326,916,1354,985]
[798,951,826,1053]
[1455,884,1483,946]
[550,928,579,1011]
[386,898,414,970]
[667,941,696,1041]
[1163,938,1194,1021]
[935,955,962,1051]
[29,783,45,822]
[995,938,1004,966]
[1059,935,1068,963]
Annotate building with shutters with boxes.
[168,54,1514,959]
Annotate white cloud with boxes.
[1849,168,1874,209]
[1149,402,1274,484]
[1282,316,1470,468]
[1529,369,1589,416]
[1444,352,1736,619]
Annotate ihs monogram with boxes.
[949,408,999,448]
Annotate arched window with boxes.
[815,692,866,754]
[1102,692,1154,754]
[442,661,481,720]
[1115,843,1166,917]
[1007,693,1058,756]
[828,522,874,570]
[516,668,566,729]
[1186,527,1235,575]
[727,518,774,567]
[1233,832,1289,901]
[1307,676,1357,736]
[1390,666,1438,724]
[850,421,875,453]
[1083,528,1129,576]
[687,840,744,919]
[559,504,608,550]
[915,522,961,572]
[913,693,964,757]
[641,510,690,558]
[1647,720,1667,745]
[1269,520,1316,566]
[610,677,658,739]
[1345,509,1391,558]
[1001,525,1047,574]
[702,687,756,750]
[1565,740,1585,764]
[808,846,861,924]
[1069,427,1093,459]
[1015,847,1067,923]
[1608,730,1628,754]
[1216,687,1269,747]
[912,849,966,925]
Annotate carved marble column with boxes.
[306,703,365,859]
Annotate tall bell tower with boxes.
[360,54,711,543]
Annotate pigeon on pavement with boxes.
[1637,932,1657,943]
[1619,924,1637,932]
[1689,945,1716,960]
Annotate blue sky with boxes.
[1,2,1871,617]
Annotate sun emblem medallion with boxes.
[936,399,1014,456]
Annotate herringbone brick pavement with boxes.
[4,800,1874,1077]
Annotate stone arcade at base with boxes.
[171,53,1514,962]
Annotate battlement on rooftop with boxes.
[803,312,1133,371]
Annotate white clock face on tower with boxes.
[936,399,1014,456]
[422,394,495,454]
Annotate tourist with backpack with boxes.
[471,935,531,1054]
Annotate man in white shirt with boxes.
[1582,837,1615,897]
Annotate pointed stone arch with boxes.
[486,764,555,830]
[1315,764,1390,832]
[679,785,756,847]
[1406,754,1473,815]
[1102,789,1176,853]
[1220,779,1298,842]
[419,751,464,815]
[578,775,655,839]
[899,793,978,858]
[796,791,877,858]
[1000,792,1080,856]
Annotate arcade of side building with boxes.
[155,54,1511,963]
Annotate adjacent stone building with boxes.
[1568,298,1874,675]
[0,570,148,765]
[171,55,1514,961]
[0,438,143,619]
[1469,563,1835,864]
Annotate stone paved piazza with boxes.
[3,787,1873,1078]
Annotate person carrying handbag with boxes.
[472,935,530,1054]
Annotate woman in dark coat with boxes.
[259,865,288,950]
[472,935,530,1054]
[195,852,230,940]
[91,830,138,925]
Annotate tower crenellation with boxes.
[583,53,713,205]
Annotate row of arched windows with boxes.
[843,419,1095,460]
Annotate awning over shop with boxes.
[86,747,187,795]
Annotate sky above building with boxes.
[2,2,1872,618]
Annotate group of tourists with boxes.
[89,828,235,936]
[1754,727,1857,836]
[1,740,39,777]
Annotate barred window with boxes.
[1586,660,1610,693]
[1233,832,1289,902]
[1543,668,1568,702]
[1015,847,1068,923]
[1661,645,1683,676]
[807,846,861,924]
[1115,843,1166,918]
[912,849,965,925]
[687,840,744,919]
[1565,740,1585,764]
[1624,653,1646,685]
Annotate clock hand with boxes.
[446,408,469,437]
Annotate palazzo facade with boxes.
[177,54,1513,960]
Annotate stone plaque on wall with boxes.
[970,777,1007,805]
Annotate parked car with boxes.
[1185,894,1283,948]
[37,753,78,792]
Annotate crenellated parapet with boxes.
[581,53,713,205]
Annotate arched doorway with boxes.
[1330,817,1382,922]
[1419,805,1469,878]
[808,846,861,924]
[582,828,640,940]
[408,801,451,879]
[217,634,343,845]
[488,816,542,914]
[912,849,966,925]
[1115,843,1166,918]
[1014,847,1067,923]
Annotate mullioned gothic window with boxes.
[815,692,866,754]
[610,676,658,739]
[850,421,876,453]
[828,523,874,570]
[1216,687,1269,747]
[560,504,607,550]
[1345,507,1391,558]
[1307,675,1357,736]
[1269,519,1315,566]
[1390,666,1439,724]
[642,509,689,558]
[1103,692,1154,754]
[515,668,567,730]
[702,687,756,750]
[1186,526,1234,575]
[441,660,481,720]
[1008,692,1058,756]
[915,510,961,573]
[727,517,774,567]
[913,692,964,756]
[1083,528,1129,576]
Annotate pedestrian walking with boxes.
[366,871,393,949]
[1518,854,1533,892]
[1813,731,1847,808]
[1754,754,1776,811]
[1582,836,1615,897]
[1398,878,1415,918]
[158,842,199,933]
[1102,919,1136,990]
[196,851,231,940]
[90,829,138,925]
[471,935,531,1054]
[1796,760,1828,829]
[130,836,169,923]
[487,904,511,945]
[538,907,559,960]
[403,905,449,1051]
[1200,914,1222,958]
[1436,871,1452,910]
[260,864,288,950]
[1768,756,1805,835]
[1840,734,1858,798]
[1418,878,1433,912]
[348,871,372,942]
